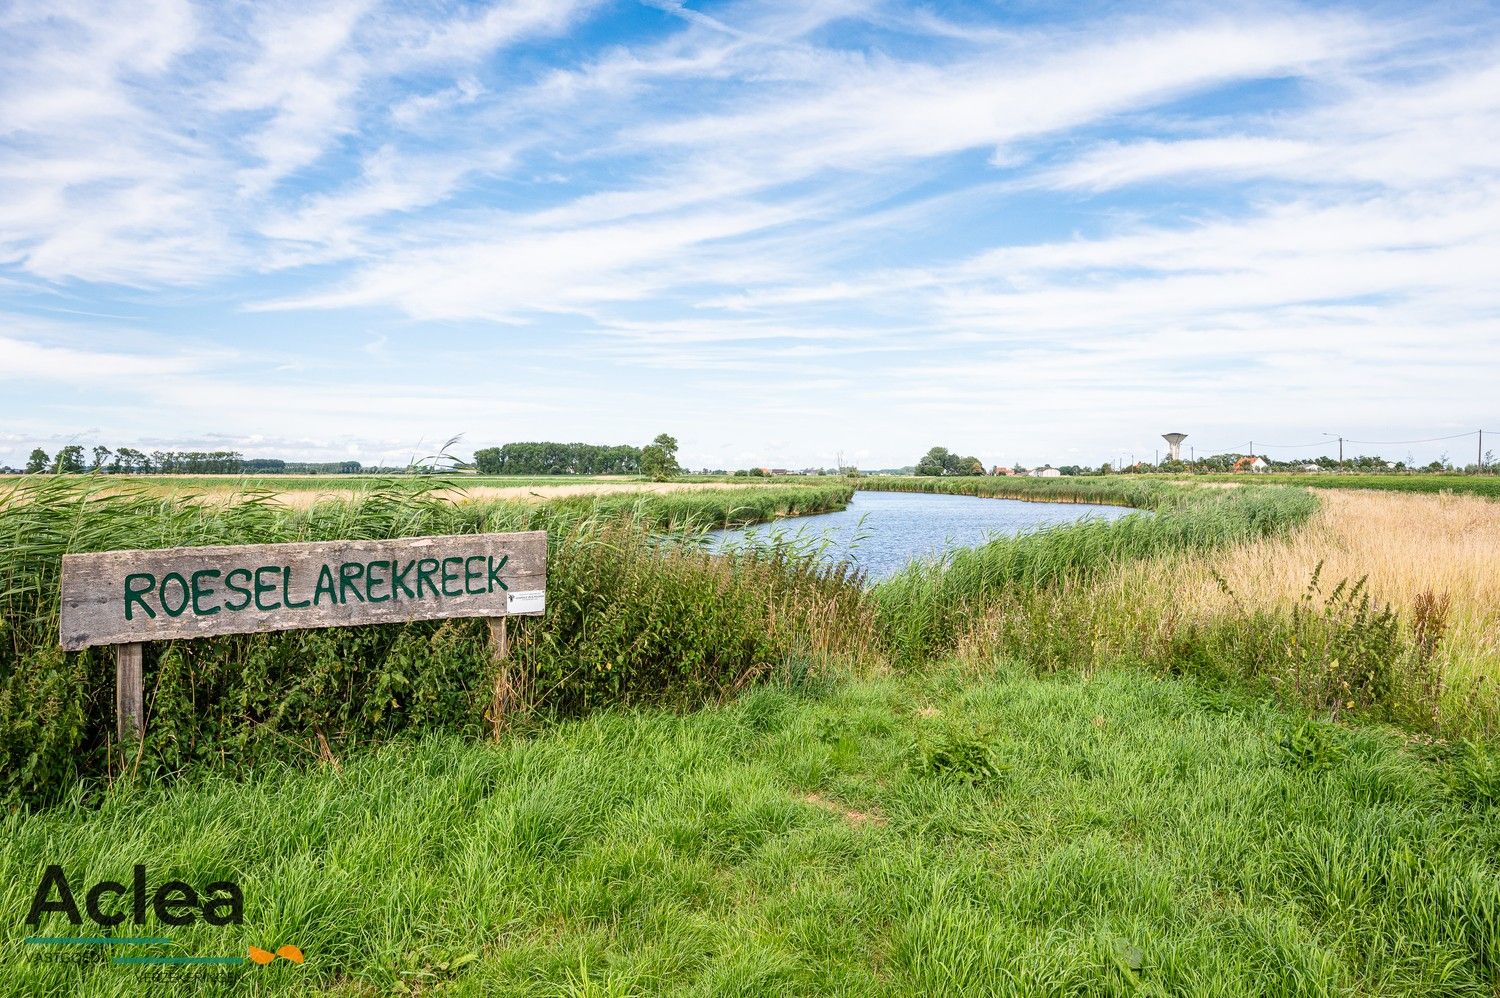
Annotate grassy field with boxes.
[5,663,1497,996]
[3,475,1498,995]
[1182,473,1500,498]
[93,474,640,490]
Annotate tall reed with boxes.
[0,477,861,806]
[872,484,1319,665]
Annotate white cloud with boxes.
[1,3,1497,468]
[0,334,214,382]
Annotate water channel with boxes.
[707,489,1138,582]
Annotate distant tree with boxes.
[26,448,49,473]
[917,447,985,476]
[640,433,681,481]
[112,447,146,473]
[916,446,950,476]
[91,445,112,471]
[53,445,86,473]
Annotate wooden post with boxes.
[488,617,513,738]
[116,642,144,741]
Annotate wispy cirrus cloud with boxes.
[1,1,1497,469]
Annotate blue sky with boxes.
[2,0,1498,470]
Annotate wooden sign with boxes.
[61,531,546,650]
[59,532,547,741]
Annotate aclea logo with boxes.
[26,865,243,927]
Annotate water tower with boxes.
[1162,432,1187,462]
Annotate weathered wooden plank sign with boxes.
[59,531,546,741]
[61,531,546,649]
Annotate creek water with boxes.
[706,489,1137,582]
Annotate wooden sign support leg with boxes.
[488,617,511,739]
[116,642,144,741]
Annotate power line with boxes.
[1342,431,1481,445]
[1188,430,1496,454]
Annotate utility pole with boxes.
[1323,432,1343,466]
[1480,430,1484,471]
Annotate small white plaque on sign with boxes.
[507,589,545,615]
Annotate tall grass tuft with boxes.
[872,484,1319,665]
[0,476,861,807]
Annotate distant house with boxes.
[1232,456,1270,473]
[1029,465,1062,478]
[770,468,790,476]
[990,466,1013,476]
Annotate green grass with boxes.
[854,474,1179,508]
[1182,473,1500,498]
[4,662,1496,996]
[83,473,641,491]
[5,473,1499,995]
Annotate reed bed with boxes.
[954,489,1500,738]
[0,477,860,806]
[872,484,1319,665]
[1095,490,1500,677]
[1186,473,1500,498]
[856,474,1179,508]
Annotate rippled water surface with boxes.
[707,489,1137,581]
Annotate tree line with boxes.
[473,436,682,480]
[25,446,248,474]
[17,447,367,475]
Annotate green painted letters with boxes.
[124,573,157,621]
[253,566,281,612]
[314,565,337,606]
[224,568,252,611]
[464,556,486,595]
[487,555,509,592]
[339,562,365,603]
[416,559,439,598]
[190,569,221,616]
[440,557,463,597]
[159,573,190,617]
[365,560,390,603]
[283,566,310,609]
[391,559,415,600]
